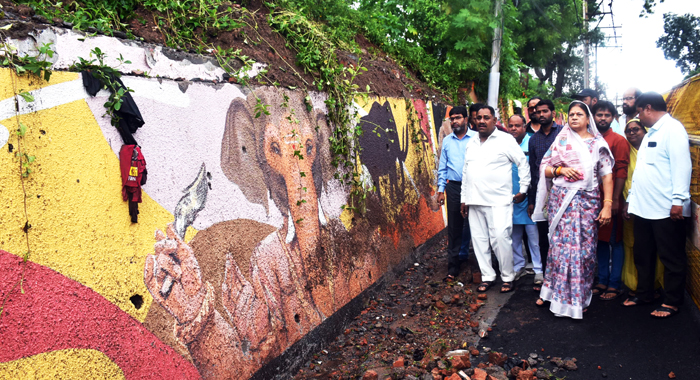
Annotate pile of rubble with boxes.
[294,239,582,380]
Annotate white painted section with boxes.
[242,62,268,78]
[0,123,9,149]
[285,211,296,244]
[0,76,189,121]
[318,199,328,226]
[0,79,90,120]
[353,101,369,117]
[86,77,286,232]
[4,26,258,82]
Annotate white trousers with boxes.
[512,224,542,273]
[468,204,515,282]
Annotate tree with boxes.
[511,0,610,98]
[656,13,700,78]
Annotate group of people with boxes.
[436,88,692,320]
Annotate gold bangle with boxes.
[556,166,563,176]
[603,199,613,203]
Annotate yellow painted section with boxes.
[0,349,125,379]
[668,73,700,311]
[426,101,439,150]
[349,96,439,225]
[0,69,196,321]
[339,207,354,230]
[667,73,700,135]
[0,71,79,99]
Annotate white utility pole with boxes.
[583,0,590,88]
[487,0,504,111]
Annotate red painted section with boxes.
[0,250,200,380]
[411,99,433,146]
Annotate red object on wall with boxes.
[0,250,201,379]
[120,145,147,202]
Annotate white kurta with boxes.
[460,129,531,283]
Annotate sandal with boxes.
[477,281,494,292]
[651,305,679,319]
[621,296,652,307]
[444,274,456,283]
[592,284,607,296]
[600,288,622,301]
[500,282,514,293]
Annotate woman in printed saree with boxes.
[532,101,614,319]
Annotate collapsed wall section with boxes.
[0,27,452,379]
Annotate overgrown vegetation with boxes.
[14,0,622,100]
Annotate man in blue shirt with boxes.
[507,114,542,284]
[623,92,691,318]
[437,106,477,281]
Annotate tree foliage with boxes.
[657,13,700,78]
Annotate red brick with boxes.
[361,370,378,380]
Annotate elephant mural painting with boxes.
[144,88,379,379]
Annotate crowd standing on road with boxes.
[436,89,692,320]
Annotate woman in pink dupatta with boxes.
[532,101,614,319]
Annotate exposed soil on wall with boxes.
[0,0,450,102]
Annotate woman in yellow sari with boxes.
[621,119,663,297]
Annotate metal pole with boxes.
[487,0,503,111]
[583,0,589,88]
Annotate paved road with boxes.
[484,279,700,379]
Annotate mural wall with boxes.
[666,73,700,310]
[0,29,448,378]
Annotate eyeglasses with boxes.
[449,115,464,121]
[622,97,635,101]
[527,106,537,111]
[625,127,644,134]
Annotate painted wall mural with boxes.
[0,64,446,379]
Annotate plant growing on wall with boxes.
[69,47,133,127]
[269,6,386,214]
[0,39,54,318]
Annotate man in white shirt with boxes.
[623,92,691,318]
[460,106,530,293]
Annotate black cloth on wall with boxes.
[81,71,144,146]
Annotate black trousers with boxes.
[633,216,687,307]
[446,181,468,276]
[536,221,549,269]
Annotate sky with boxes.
[596,0,700,102]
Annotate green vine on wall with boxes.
[69,47,134,127]
[268,6,382,215]
[0,38,54,318]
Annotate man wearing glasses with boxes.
[619,87,642,129]
[437,106,478,281]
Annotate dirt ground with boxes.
[292,237,586,380]
[0,0,450,102]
